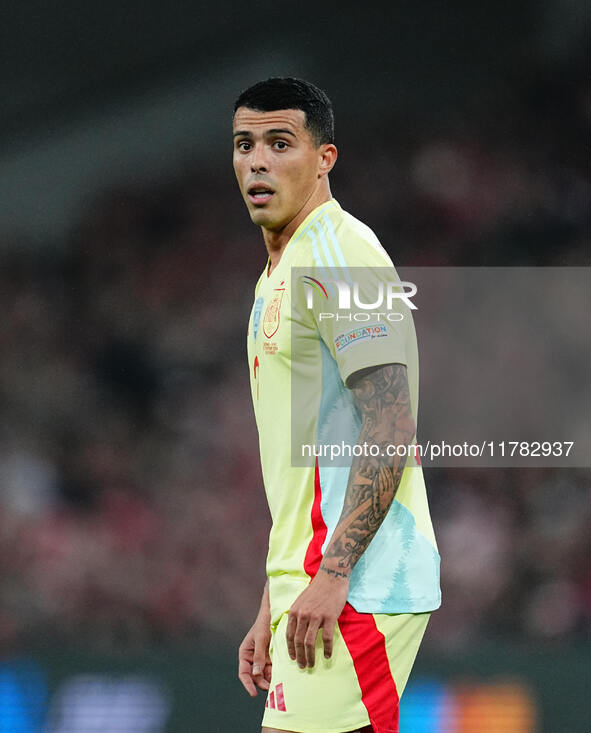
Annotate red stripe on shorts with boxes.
[275,682,286,711]
[338,602,400,733]
[303,458,328,578]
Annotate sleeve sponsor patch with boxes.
[334,323,389,351]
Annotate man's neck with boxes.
[263,185,332,275]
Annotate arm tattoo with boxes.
[320,363,415,576]
[319,566,350,579]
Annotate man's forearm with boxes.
[320,364,415,577]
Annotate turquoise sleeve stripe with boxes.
[310,231,332,281]
[314,221,337,268]
[315,219,354,286]
[321,215,349,269]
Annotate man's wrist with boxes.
[255,579,271,622]
[255,601,271,624]
[318,561,351,581]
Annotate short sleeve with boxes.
[306,265,414,387]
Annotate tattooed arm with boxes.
[321,363,416,576]
[285,363,415,669]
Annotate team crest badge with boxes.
[263,286,285,338]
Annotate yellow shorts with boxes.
[262,602,430,733]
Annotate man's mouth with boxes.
[247,184,275,205]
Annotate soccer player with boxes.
[233,78,440,733]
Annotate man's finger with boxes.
[322,620,335,659]
[252,670,270,691]
[303,617,321,667]
[238,658,257,697]
[252,652,270,691]
[293,615,309,668]
[252,649,266,678]
[286,612,298,660]
[238,639,253,661]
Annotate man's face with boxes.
[232,107,326,231]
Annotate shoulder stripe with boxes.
[314,221,337,268]
[322,215,348,269]
[321,215,353,285]
[309,231,334,286]
[310,230,328,270]
[287,200,338,254]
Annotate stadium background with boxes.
[1,1,590,730]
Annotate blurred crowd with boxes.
[1,55,590,652]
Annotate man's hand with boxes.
[238,616,272,696]
[238,582,272,697]
[286,566,350,669]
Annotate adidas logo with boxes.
[265,682,286,712]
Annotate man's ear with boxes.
[318,144,338,178]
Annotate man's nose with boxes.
[250,145,269,173]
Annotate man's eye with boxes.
[273,140,288,150]
[237,141,251,152]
